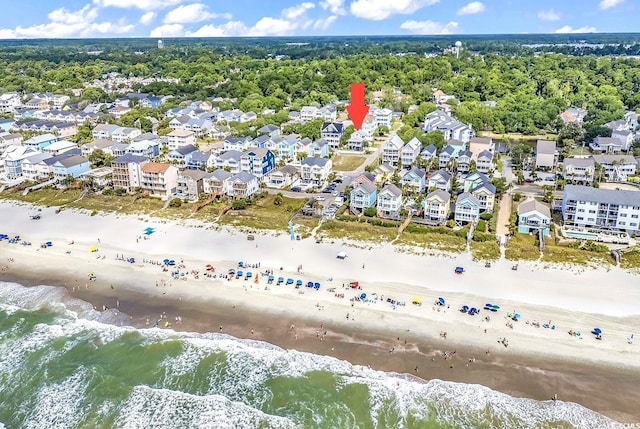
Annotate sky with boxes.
[0,0,636,39]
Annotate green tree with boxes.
[88,149,113,167]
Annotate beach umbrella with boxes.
[296,279,303,286]
[163,259,170,264]
[469,307,478,315]
[593,328,602,335]
[90,246,97,252]
[438,297,445,305]
[246,272,252,277]
[314,282,320,289]
[307,281,314,287]
[268,275,274,280]
[228,268,235,274]
[413,297,422,304]
[492,305,500,310]
[238,261,244,267]
[360,293,367,300]
[513,313,521,320]
[286,278,294,284]
[461,305,469,312]
[236,270,243,277]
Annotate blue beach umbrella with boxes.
[307,281,314,287]
[286,278,294,285]
[246,272,252,277]
[360,293,367,300]
[592,328,602,335]
[296,279,303,286]
[236,270,243,277]
[438,297,445,305]
[314,282,320,289]
[277,277,284,284]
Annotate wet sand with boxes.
[4,268,640,424]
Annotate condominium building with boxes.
[562,185,640,233]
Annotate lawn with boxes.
[397,230,466,253]
[504,234,540,261]
[470,240,501,261]
[620,249,640,270]
[217,194,306,231]
[331,155,367,172]
[317,219,397,242]
[0,187,83,206]
[542,242,615,266]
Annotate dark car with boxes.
[334,178,343,183]
[291,186,302,192]
[524,178,534,183]
[322,188,332,193]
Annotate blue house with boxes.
[257,124,280,138]
[401,167,426,193]
[0,118,15,132]
[52,155,90,179]
[517,199,551,237]
[240,147,275,178]
[24,133,59,150]
[309,138,330,158]
[275,136,297,159]
[350,181,377,210]
[168,144,198,165]
[140,96,165,109]
[187,150,212,170]
[252,134,271,148]
[126,140,159,158]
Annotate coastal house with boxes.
[400,137,421,168]
[92,124,120,140]
[300,157,332,186]
[517,199,551,237]
[0,133,23,155]
[423,190,451,225]
[168,144,198,166]
[81,139,115,157]
[559,107,587,125]
[52,155,90,179]
[110,143,129,158]
[562,185,640,234]
[223,136,252,152]
[176,169,207,202]
[23,133,58,151]
[562,158,595,185]
[257,124,280,138]
[184,117,214,137]
[535,140,557,169]
[469,137,495,159]
[420,144,438,162]
[274,136,298,160]
[454,193,481,225]
[126,140,159,158]
[295,137,313,157]
[424,110,474,143]
[350,180,377,211]
[439,145,459,169]
[186,150,212,171]
[400,167,426,193]
[267,165,298,188]
[112,127,142,143]
[78,167,113,189]
[372,107,393,128]
[140,162,179,199]
[0,92,22,113]
[347,132,365,152]
[240,147,275,179]
[0,118,14,132]
[476,150,494,174]
[110,154,149,191]
[167,129,196,150]
[427,169,451,192]
[0,145,38,178]
[203,169,232,195]
[140,95,167,109]
[382,135,404,167]
[215,150,242,174]
[470,180,496,213]
[42,140,77,156]
[457,150,473,174]
[590,136,622,154]
[592,154,637,182]
[611,130,634,151]
[463,172,489,192]
[320,122,344,149]
[21,152,53,180]
[308,138,330,158]
[376,184,403,219]
[228,172,259,199]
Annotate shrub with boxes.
[90,210,98,216]
[512,192,523,202]
[232,199,246,210]
[479,213,492,221]
[169,198,182,208]
[476,220,487,233]
[363,206,376,217]
[446,220,455,228]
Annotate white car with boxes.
[315,196,325,201]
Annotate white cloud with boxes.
[599,0,624,10]
[93,0,186,10]
[282,2,315,20]
[320,0,346,15]
[249,17,298,36]
[350,0,439,21]
[400,20,459,35]
[554,25,597,33]
[188,21,248,37]
[150,23,184,37]
[0,4,134,38]
[163,3,230,24]
[313,15,337,30]
[457,1,484,15]
[140,11,156,25]
[537,9,560,21]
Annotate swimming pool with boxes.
[565,231,599,240]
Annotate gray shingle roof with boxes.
[518,199,551,218]
[564,184,640,206]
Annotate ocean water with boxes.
[0,281,625,429]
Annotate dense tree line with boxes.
[2,36,640,135]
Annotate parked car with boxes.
[524,178,534,183]
[315,196,326,201]
[291,186,302,192]
[334,178,343,183]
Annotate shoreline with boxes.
[1,201,640,423]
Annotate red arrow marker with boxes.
[346,82,369,131]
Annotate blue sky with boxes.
[0,0,636,39]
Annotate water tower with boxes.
[158,39,164,49]
[454,41,462,58]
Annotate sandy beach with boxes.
[1,201,640,422]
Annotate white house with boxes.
[400,137,421,168]
[300,157,332,186]
[428,170,451,192]
[382,135,404,166]
[424,110,474,143]
[228,172,259,199]
[535,140,557,169]
[372,107,393,129]
[562,157,595,185]
[203,169,232,195]
[611,129,634,151]
[376,184,402,219]
[320,122,344,149]
[0,92,22,113]
[592,154,637,182]
[111,127,142,143]
[167,129,196,150]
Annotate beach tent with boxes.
[412,297,422,304]
[143,227,155,235]
[455,266,464,274]
[469,307,478,315]
[460,305,469,313]
[360,293,367,300]
[90,246,98,252]
[336,251,347,259]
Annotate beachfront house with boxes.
[21,152,52,180]
[562,185,640,234]
[376,184,403,219]
[203,169,232,195]
[517,199,551,237]
[176,169,207,202]
[214,150,242,174]
[454,193,481,225]
[382,135,404,167]
[427,170,451,192]
[167,129,196,150]
[300,157,332,187]
[267,165,298,188]
[400,137,421,168]
[320,122,344,149]
[79,167,113,189]
[562,158,595,185]
[240,147,276,179]
[347,131,365,152]
[350,181,377,212]
[592,154,637,182]
[228,171,259,199]
[401,167,426,193]
[1,145,38,179]
[140,162,179,199]
[470,180,496,213]
[535,140,557,169]
[423,190,451,225]
[111,154,149,192]
[52,155,90,179]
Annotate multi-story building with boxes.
[320,122,344,149]
[400,137,420,168]
[300,157,332,186]
[382,135,404,166]
[562,185,640,233]
[140,162,179,199]
[110,154,149,191]
[562,158,595,185]
[240,147,276,179]
[592,154,637,182]
[423,190,451,225]
[176,169,207,202]
[167,129,196,150]
[376,184,402,219]
[424,110,474,143]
